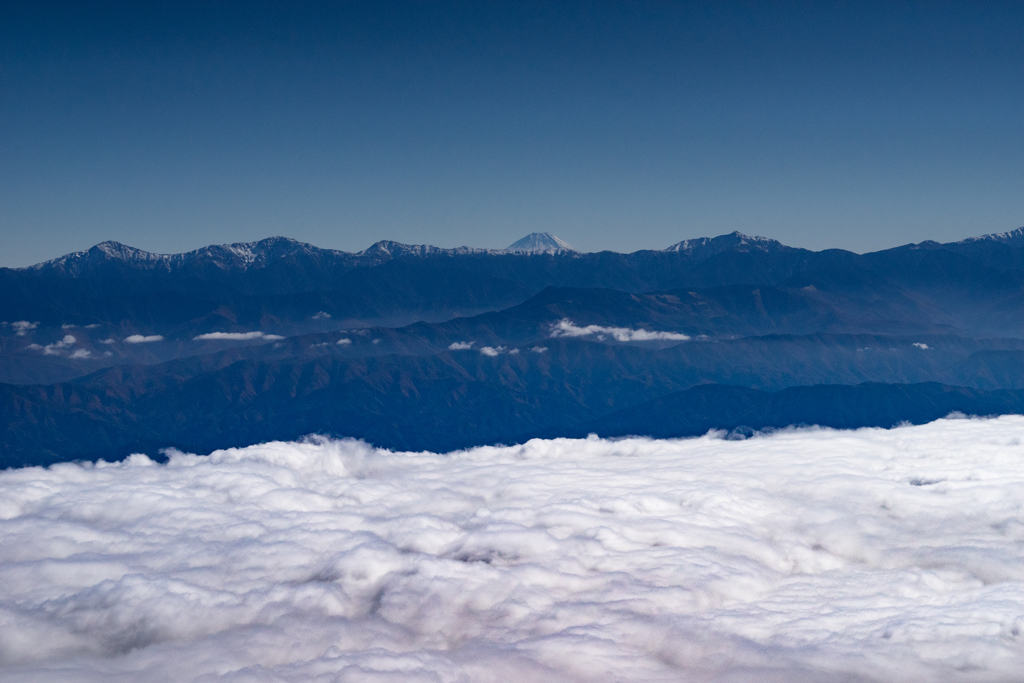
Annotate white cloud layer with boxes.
[124,334,164,344]
[550,318,690,342]
[3,418,1024,681]
[193,331,284,341]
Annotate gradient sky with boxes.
[1,1,1022,266]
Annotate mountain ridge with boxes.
[663,230,795,259]
[16,226,1024,275]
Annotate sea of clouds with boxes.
[3,418,1024,681]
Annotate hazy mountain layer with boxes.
[6,333,1024,467]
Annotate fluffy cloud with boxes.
[29,334,77,355]
[448,341,474,350]
[312,339,352,348]
[312,311,332,320]
[3,418,1024,681]
[69,348,92,359]
[192,331,284,341]
[530,346,548,353]
[3,321,39,336]
[124,334,164,344]
[478,345,521,356]
[913,342,930,349]
[550,319,690,342]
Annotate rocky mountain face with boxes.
[4,228,1024,466]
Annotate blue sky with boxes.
[1,0,1022,266]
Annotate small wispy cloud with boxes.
[4,321,39,336]
[550,319,690,342]
[448,341,474,350]
[311,312,331,320]
[479,346,519,356]
[913,342,930,349]
[61,323,77,329]
[530,346,549,353]
[69,348,92,359]
[99,338,117,344]
[313,338,351,348]
[125,334,165,344]
[193,332,284,341]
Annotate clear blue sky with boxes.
[1,1,1022,266]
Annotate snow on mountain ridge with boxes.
[357,240,497,259]
[957,227,1024,244]
[663,231,791,259]
[25,237,320,275]
[19,227,1024,274]
[22,237,506,275]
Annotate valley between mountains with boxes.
[5,229,1024,467]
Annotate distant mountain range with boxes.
[3,228,1024,466]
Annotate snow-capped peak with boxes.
[664,231,788,259]
[956,227,1024,245]
[505,233,575,253]
[23,236,317,275]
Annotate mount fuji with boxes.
[505,232,575,253]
